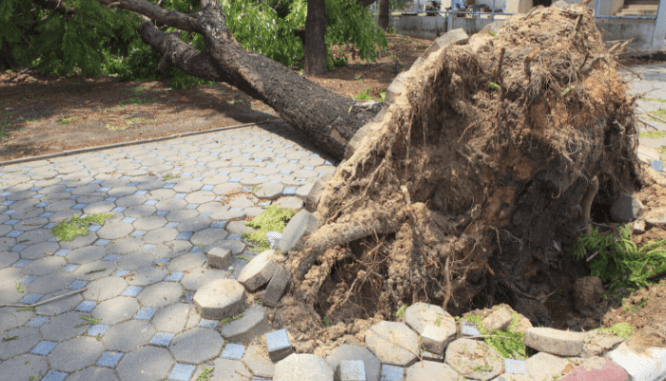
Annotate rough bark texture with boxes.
[101,0,379,160]
[304,0,327,76]
[378,0,390,30]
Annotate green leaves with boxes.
[51,213,114,242]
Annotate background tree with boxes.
[304,0,327,75]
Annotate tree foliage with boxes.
[1,0,386,88]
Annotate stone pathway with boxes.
[0,121,335,381]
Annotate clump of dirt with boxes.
[282,3,658,345]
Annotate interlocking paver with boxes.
[117,346,173,381]
[103,320,155,352]
[137,282,183,309]
[64,367,119,381]
[0,327,42,360]
[0,354,49,381]
[74,260,116,281]
[48,336,104,372]
[92,296,140,325]
[126,266,168,286]
[171,327,224,363]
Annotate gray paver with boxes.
[444,338,503,380]
[0,306,34,331]
[265,329,293,362]
[23,256,66,275]
[242,344,275,379]
[273,354,334,381]
[169,252,206,272]
[152,303,199,333]
[92,296,140,325]
[40,311,89,342]
[116,251,155,270]
[48,336,104,372]
[171,327,224,363]
[237,249,276,291]
[181,266,228,291]
[327,345,381,381]
[405,361,460,381]
[220,304,270,343]
[0,354,49,381]
[97,222,134,240]
[0,327,42,360]
[278,210,318,253]
[83,276,128,301]
[126,266,168,286]
[65,367,119,381]
[137,282,182,309]
[191,228,229,246]
[74,260,116,281]
[194,358,252,381]
[365,321,419,367]
[193,279,245,320]
[117,346,173,381]
[103,320,156,352]
[35,289,83,316]
[404,302,456,355]
[67,246,107,264]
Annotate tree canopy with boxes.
[1,0,387,88]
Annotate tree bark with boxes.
[100,0,379,160]
[304,0,327,76]
[378,0,390,30]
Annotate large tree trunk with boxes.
[304,0,327,76]
[102,0,378,160]
[378,0,390,30]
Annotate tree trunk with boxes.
[104,0,378,161]
[0,41,18,71]
[378,0,390,30]
[304,0,327,76]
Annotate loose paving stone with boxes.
[137,282,183,309]
[35,289,83,316]
[278,210,318,253]
[103,320,156,352]
[263,264,290,308]
[339,360,366,381]
[327,345,381,381]
[126,266,168,286]
[65,367,119,381]
[524,352,569,381]
[610,194,644,223]
[607,341,666,381]
[92,296,140,325]
[152,303,199,333]
[83,276,128,301]
[208,247,233,269]
[524,327,585,356]
[460,321,481,337]
[117,346,173,381]
[273,354,334,381]
[405,361,461,381]
[444,338,503,381]
[503,359,528,375]
[0,327,42,360]
[237,249,276,291]
[365,321,419,367]
[48,336,104,372]
[170,327,225,363]
[483,307,513,331]
[265,329,293,362]
[559,356,628,381]
[168,251,206,272]
[242,344,276,379]
[220,304,271,343]
[193,279,246,320]
[221,343,246,359]
[40,312,89,342]
[181,266,229,291]
[0,306,35,331]
[404,302,457,355]
[0,354,49,381]
[581,329,625,358]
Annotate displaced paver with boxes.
[262,264,290,307]
[444,338,503,381]
[277,210,318,253]
[242,344,276,379]
[326,345,381,381]
[404,302,456,355]
[607,341,666,381]
[207,247,233,269]
[560,356,628,381]
[405,361,461,381]
[365,321,419,367]
[524,327,585,356]
[266,329,294,362]
[524,352,570,381]
[219,304,271,342]
[237,249,276,291]
[193,279,246,320]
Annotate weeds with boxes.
[51,213,115,242]
[196,367,214,381]
[596,322,634,339]
[57,116,78,125]
[395,304,406,318]
[220,314,243,323]
[75,315,102,327]
[163,173,180,181]
[16,282,23,293]
[242,205,298,248]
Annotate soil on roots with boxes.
[282,3,661,343]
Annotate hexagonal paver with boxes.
[48,336,104,372]
[35,289,83,316]
[192,358,252,381]
[92,296,140,325]
[404,302,457,355]
[116,251,155,271]
[97,222,134,240]
[0,354,49,381]
[102,320,156,352]
[185,191,215,204]
[326,345,381,381]
[365,321,419,367]
[117,346,173,381]
[152,303,200,333]
[190,228,229,246]
[193,279,246,320]
[0,327,42,360]
[181,267,228,291]
[170,327,224,363]
[133,216,167,231]
[65,367,119,381]
[67,246,107,264]
[167,252,206,272]
[126,266,168,286]
[137,282,183,309]
[23,256,66,275]
[40,311,89,342]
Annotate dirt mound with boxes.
[284,4,650,335]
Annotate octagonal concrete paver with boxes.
[103,320,156,352]
[365,321,419,367]
[48,336,104,372]
[152,303,200,333]
[137,282,183,309]
[117,346,173,381]
[193,279,246,320]
[0,354,49,381]
[170,327,224,363]
[83,277,128,301]
[40,311,89,342]
[0,327,42,360]
[0,306,34,332]
[92,296,140,325]
[66,367,119,381]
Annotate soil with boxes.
[0,34,431,162]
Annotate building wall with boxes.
[440,0,625,15]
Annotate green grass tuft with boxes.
[639,131,666,139]
[51,213,114,242]
[242,205,298,248]
[596,322,635,339]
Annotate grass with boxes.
[220,314,243,323]
[639,131,666,139]
[75,315,102,327]
[16,282,23,293]
[196,367,214,381]
[57,116,78,125]
[242,205,299,248]
[105,124,128,131]
[51,213,115,242]
[596,322,634,339]
[163,173,180,181]
[236,255,252,261]
[459,313,531,360]
[395,304,406,318]
[353,87,386,102]
[2,336,18,343]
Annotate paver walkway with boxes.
[0,120,335,381]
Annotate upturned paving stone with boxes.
[524,352,569,380]
[405,361,461,381]
[219,304,271,343]
[365,321,419,367]
[326,345,381,381]
[273,354,334,381]
[242,344,276,379]
[559,356,628,381]
[208,247,233,269]
[102,320,155,352]
[40,312,90,342]
[35,289,83,316]
[92,296,140,325]
[607,341,666,381]
[444,338,503,381]
[0,354,49,381]
[0,327,42,360]
[170,327,224,363]
[404,302,456,355]
[117,346,173,381]
[278,210,318,253]
[237,249,276,291]
[483,307,513,331]
[137,282,183,309]
[263,264,290,308]
[48,336,104,372]
[524,327,585,356]
[266,329,294,362]
[152,303,199,333]
[193,279,246,320]
[65,367,119,381]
